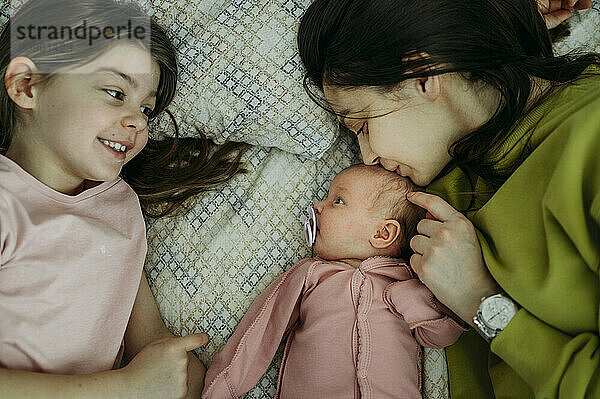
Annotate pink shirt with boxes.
[0,154,146,374]
[203,256,466,399]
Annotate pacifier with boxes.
[303,207,317,247]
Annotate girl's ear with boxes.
[369,219,402,250]
[5,57,39,109]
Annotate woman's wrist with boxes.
[459,286,503,328]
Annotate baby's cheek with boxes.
[313,231,329,254]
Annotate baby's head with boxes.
[313,164,425,261]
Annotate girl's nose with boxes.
[358,133,379,165]
[121,111,148,133]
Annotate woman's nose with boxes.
[358,133,379,165]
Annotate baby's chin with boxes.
[312,241,337,260]
[314,240,399,261]
[312,242,368,261]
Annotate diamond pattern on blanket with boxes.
[137,0,339,158]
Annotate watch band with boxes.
[472,311,495,342]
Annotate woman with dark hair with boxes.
[298,0,598,397]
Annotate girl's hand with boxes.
[121,333,208,399]
[407,192,500,326]
[537,0,593,29]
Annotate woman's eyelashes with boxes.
[338,117,368,137]
[355,121,368,137]
[105,88,154,117]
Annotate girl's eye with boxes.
[333,197,345,205]
[106,89,154,118]
[105,88,125,101]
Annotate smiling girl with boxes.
[0,0,244,397]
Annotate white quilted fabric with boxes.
[139,0,340,159]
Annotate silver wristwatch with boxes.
[473,293,518,342]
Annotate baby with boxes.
[202,164,466,399]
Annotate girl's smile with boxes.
[98,138,134,161]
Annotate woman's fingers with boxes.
[573,0,592,10]
[409,252,422,275]
[538,0,592,12]
[537,0,592,29]
[543,9,572,28]
[409,234,428,255]
[416,218,442,237]
[407,191,461,222]
[537,0,574,12]
[176,333,209,352]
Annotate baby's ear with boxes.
[5,57,38,109]
[369,219,402,250]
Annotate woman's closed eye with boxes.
[105,89,154,118]
[355,121,368,137]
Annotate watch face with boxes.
[481,296,517,330]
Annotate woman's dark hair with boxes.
[0,0,246,218]
[298,0,599,189]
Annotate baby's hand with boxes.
[120,333,208,399]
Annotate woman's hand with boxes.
[120,333,208,399]
[537,0,593,29]
[406,192,501,326]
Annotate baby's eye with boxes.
[333,197,345,205]
[141,106,154,118]
[105,89,125,101]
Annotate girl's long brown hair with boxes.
[0,0,246,218]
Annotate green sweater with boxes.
[428,66,600,399]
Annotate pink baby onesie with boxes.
[202,256,466,399]
[0,154,146,374]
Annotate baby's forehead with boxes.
[334,167,381,191]
[336,166,408,204]
[338,165,396,188]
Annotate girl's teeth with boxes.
[101,139,126,152]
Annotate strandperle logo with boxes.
[14,20,147,46]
